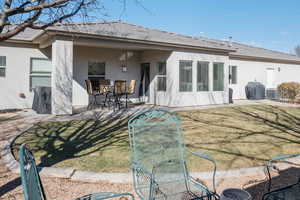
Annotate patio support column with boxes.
[51,40,73,115]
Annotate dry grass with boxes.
[12,105,300,172]
[181,105,300,171]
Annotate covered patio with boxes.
[43,37,172,115]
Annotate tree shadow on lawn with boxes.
[182,105,300,171]
[11,110,140,170]
[10,105,300,172]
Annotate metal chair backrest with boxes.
[127,80,136,94]
[19,144,46,200]
[85,80,93,95]
[114,80,126,94]
[128,109,190,199]
[262,154,300,200]
[99,79,111,93]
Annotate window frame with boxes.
[29,57,52,91]
[229,65,237,84]
[157,61,167,92]
[197,61,209,92]
[0,56,6,77]
[88,61,106,80]
[179,60,193,92]
[213,62,224,91]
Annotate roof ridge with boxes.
[52,21,121,27]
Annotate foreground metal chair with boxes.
[19,144,134,200]
[128,109,219,200]
[262,153,300,200]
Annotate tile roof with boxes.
[8,21,300,63]
[230,42,300,62]
[46,21,233,51]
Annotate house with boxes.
[0,21,300,115]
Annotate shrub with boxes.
[278,82,300,102]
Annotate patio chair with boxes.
[19,144,135,200]
[262,153,300,200]
[124,80,136,108]
[85,80,100,110]
[99,79,112,107]
[113,80,127,111]
[128,109,219,200]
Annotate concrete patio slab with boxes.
[39,167,75,179]
[71,171,133,183]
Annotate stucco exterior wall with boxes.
[0,44,51,110]
[229,58,300,99]
[1,42,300,111]
[153,50,230,107]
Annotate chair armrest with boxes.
[187,149,217,193]
[265,153,300,171]
[264,153,300,192]
[269,153,300,164]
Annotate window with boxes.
[157,62,166,91]
[88,61,105,89]
[213,63,224,91]
[229,66,237,84]
[0,56,6,77]
[197,61,209,91]
[88,61,105,80]
[179,60,193,92]
[30,58,52,90]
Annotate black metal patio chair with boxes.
[113,80,127,111]
[85,80,101,110]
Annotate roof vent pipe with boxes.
[228,36,233,47]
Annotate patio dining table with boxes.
[99,80,129,110]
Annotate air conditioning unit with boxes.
[266,89,278,100]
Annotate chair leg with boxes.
[126,93,128,108]
[93,95,97,107]
[113,94,117,112]
[87,95,94,110]
[117,95,121,110]
[107,94,112,110]
[103,93,108,107]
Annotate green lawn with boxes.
[12,105,300,172]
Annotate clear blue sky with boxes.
[101,0,300,54]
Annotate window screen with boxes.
[0,56,6,77]
[30,58,52,89]
[157,62,166,91]
[229,66,237,84]
[179,61,193,92]
[213,63,224,91]
[197,62,209,91]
